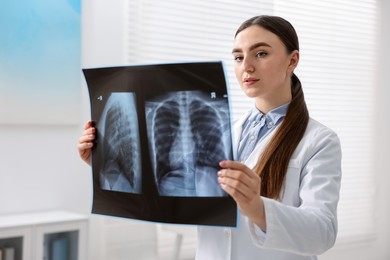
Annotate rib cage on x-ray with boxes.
[146,91,232,197]
[98,93,142,194]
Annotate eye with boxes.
[256,51,268,58]
[233,55,243,62]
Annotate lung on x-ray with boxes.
[145,91,231,197]
[97,92,142,194]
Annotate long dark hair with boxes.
[235,15,309,199]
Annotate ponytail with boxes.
[252,73,309,199]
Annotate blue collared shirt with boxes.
[237,103,289,162]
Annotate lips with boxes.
[243,77,259,85]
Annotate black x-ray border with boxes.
[83,61,237,227]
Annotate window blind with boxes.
[125,0,378,246]
[126,0,273,120]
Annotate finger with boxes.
[82,127,96,139]
[219,160,247,170]
[77,141,93,151]
[219,179,251,201]
[220,160,257,179]
[219,167,261,195]
[79,134,95,144]
[218,168,252,187]
[82,127,95,137]
[83,120,94,130]
[219,173,256,199]
[219,175,253,195]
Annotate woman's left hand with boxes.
[218,160,266,231]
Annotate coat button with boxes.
[224,229,230,238]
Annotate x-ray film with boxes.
[145,91,231,197]
[83,62,237,227]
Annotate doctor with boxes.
[195,15,342,259]
[78,15,342,260]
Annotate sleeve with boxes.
[247,127,342,255]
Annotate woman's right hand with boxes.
[78,121,96,166]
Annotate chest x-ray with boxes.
[83,62,237,227]
[146,91,231,197]
[98,93,142,194]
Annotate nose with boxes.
[242,57,255,73]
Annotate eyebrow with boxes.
[232,42,271,54]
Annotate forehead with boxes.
[233,25,284,51]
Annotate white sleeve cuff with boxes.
[248,219,267,244]
[247,196,274,247]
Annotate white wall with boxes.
[81,0,126,68]
[0,124,91,215]
[374,0,390,257]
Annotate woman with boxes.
[78,15,341,260]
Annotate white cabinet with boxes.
[0,211,88,260]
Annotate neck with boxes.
[255,94,291,114]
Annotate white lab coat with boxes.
[196,111,342,260]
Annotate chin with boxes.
[243,89,260,99]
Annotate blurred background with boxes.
[1,0,389,259]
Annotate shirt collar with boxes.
[246,103,290,128]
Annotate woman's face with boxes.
[232,25,298,111]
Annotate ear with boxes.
[287,50,299,74]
